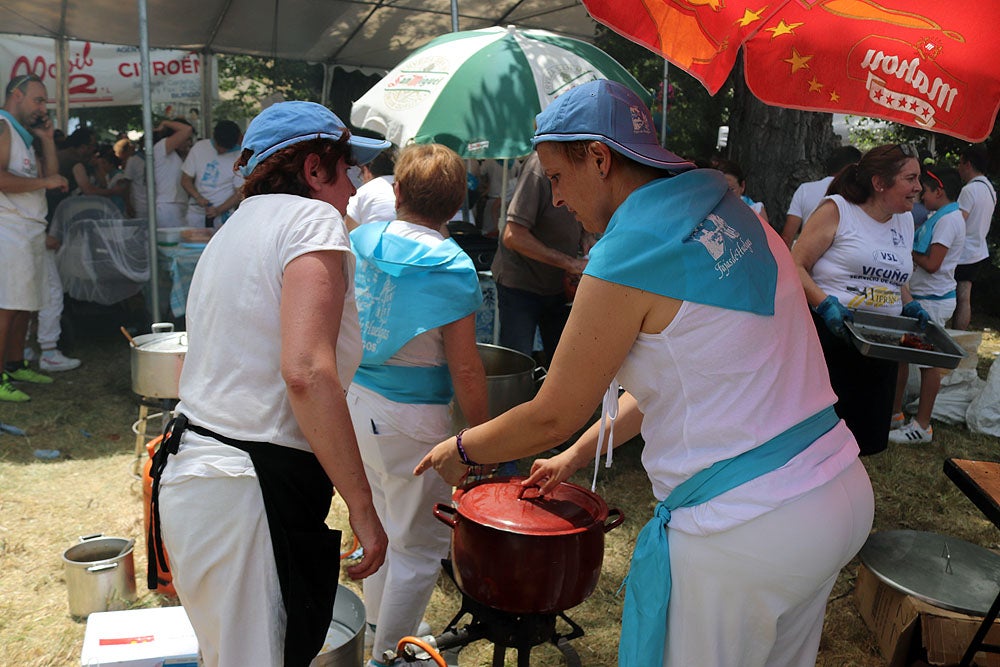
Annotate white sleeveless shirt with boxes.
[615,226,860,536]
[0,116,47,224]
[810,194,913,315]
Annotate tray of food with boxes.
[844,310,966,369]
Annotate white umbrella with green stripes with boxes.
[350,25,651,160]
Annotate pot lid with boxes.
[137,332,188,352]
[453,476,608,536]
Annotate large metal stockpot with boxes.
[309,585,365,667]
[130,323,187,399]
[434,476,623,614]
[453,343,544,430]
[62,534,137,618]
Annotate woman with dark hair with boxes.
[151,101,389,667]
[792,143,928,455]
[716,158,768,224]
[416,80,872,667]
[348,143,488,666]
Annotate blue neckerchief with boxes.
[618,406,840,666]
[913,202,959,254]
[740,194,757,209]
[351,220,481,399]
[585,170,777,316]
[0,110,35,148]
[911,290,956,300]
[353,364,454,404]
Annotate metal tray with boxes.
[844,310,966,369]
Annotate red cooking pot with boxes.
[433,476,624,614]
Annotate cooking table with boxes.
[943,458,1000,666]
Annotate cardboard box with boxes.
[81,606,198,667]
[855,563,1000,666]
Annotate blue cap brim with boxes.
[350,135,391,166]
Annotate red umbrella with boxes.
[583,0,1000,141]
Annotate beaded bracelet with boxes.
[455,428,479,466]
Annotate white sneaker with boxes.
[888,419,933,444]
[889,412,905,430]
[23,347,37,362]
[39,350,81,372]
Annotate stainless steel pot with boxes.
[453,343,545,430]
[130,322,187,398]
[309,585,365,666]
[62,534,137,618]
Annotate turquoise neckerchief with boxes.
[585,170,777,316]
[913,202,959,254]
[618,406,840,666]
[0,110,35,149]
[350,220,481,401]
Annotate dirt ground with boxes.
[1,313,999,666]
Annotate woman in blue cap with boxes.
[416,80,874,667]
[151,101,389,667]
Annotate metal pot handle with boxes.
[604,508,625,533]
[516,484,542,501]
[533,366,547,387]
[87,562,119,574]
[151,322,174,333]
[433,503,459,529]
[78,533,103,542]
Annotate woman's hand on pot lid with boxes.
[522,451,577,496]
[414,436,469,487]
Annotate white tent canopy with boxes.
[0,0,595,72]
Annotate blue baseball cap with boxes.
[240,101,390,176]
[532,80,694,174]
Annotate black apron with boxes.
[149,414,341,667]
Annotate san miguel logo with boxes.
[849,34,965,131]
[383,55,451,111]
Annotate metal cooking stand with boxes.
[387,560,584,667]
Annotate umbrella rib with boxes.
[204,0,239,51]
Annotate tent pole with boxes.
[451,0,459,31]
[138,0,161,322]
[321,63,332,107]
[200,51,212,138]
[660,59,669,148]
[55,38,69,132]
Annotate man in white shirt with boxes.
[181,120,243,227]
[344,148,396,230]
[954,144,996,330]
[152,119,194,228]
[782,145,861,248]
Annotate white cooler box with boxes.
[81,606,198,667]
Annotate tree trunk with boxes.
[728,55,838,233]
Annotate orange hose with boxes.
[339,534,360,560]
[395,636,447,667]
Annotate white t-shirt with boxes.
[181,139,243,226]
[910,208,965,298]
[957,175,997,264]
[345,175,395,226]
[617,225,859,536]
[810,195,914,316]
[176,194,362,452]
[153,139,185,205]
[787,175,833,225]
[123,154,148,217]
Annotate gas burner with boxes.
[386,560,584,667]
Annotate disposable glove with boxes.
[901,300,931,329]
[814,295,854,342]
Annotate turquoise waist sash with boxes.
[619,405,841,666]
[352,364,453,405]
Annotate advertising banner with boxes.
[0,35,202,107]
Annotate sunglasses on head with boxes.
[896,143,918,158]
[5,74,43,96]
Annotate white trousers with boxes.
[663,458,873,667]
[159,438,285,667]
[35,250,63,348]
[348,388,453,659]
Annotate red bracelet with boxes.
[455,428,478,466]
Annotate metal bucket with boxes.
[453,343,544,431]
[130,322,187,399]
[61,534,137,618]
[310,585,365,666]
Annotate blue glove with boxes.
[814,295,854,341]
[902,300,930,329]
